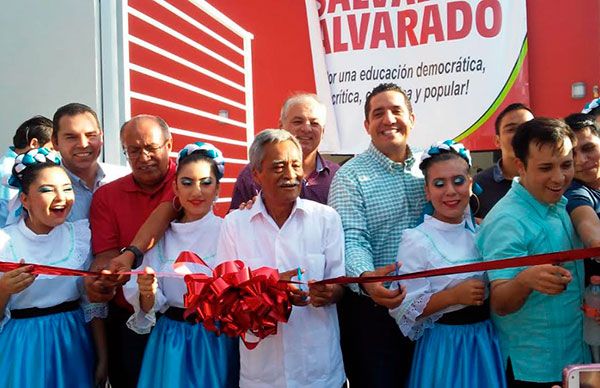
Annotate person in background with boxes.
[0,115,53,226]
[563,113,600,282]
[51,103,129,222]
[474,103,534,219]
[230,93,339,209]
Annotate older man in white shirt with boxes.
[217,129,346,388]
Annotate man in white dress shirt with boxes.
[217,129,346,388]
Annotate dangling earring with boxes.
[470,193,481,215]
[172,196,182,212]
[473,182,483,196]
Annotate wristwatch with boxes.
[120,245,144,268]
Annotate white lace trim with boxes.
[390,293,443,341]
[126,308,157,335]
[82,302,107,322]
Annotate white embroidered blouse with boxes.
[0,219,106,331]
[123,211,222,334]
[389,215,486,340]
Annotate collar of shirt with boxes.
[64,163,107,192]
[248,192,308,225]
[511,178,567,218]
[366,142,416,173]
[316,152,325,173]
[304,152,332,183]
[121,159,176,194]
[493,159,507,183]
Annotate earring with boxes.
[469,193,481,216]
[473,182,483,196]
[172,196,182,212]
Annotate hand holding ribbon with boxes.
[138,267,157,313]
[85,270,116,303]
[308,281,344,307]
[0,261,36,297]
[279,268,308,306]
[513,264,572,295]
[359,263,407,309]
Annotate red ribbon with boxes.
[314,246,600,285]
[0,262,93,277]
[4,246,598,283]
[176,252,292,349]
[2,246,600,348]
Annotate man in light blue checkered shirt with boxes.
[329,83,426,387]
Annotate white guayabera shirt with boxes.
[217,195,346,388]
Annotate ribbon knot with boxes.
[177,252,292,349]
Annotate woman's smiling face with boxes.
[21,166,74,234]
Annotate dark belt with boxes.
[436,300,490,325]
[11,300,80,319]
[163,307,195,324]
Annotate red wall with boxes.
[210,1,600,152]
[527,0,600,118]
[207,0,317,134]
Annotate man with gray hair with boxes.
[217,128,346,387]
[229,93,339,209]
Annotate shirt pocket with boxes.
[297,306,340,382]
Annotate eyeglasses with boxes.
[123,139,169,160]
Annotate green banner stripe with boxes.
[455,36,528,142]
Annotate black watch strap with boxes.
[120,245,144,268]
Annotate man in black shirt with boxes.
[474,103,534,218]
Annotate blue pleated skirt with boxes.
[137,315,240,388]
[0,309,94,388]
[408,320,506,388]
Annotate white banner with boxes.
[307,0,528,154]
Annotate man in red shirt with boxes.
[88,114,175,388]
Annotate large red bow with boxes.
[177,252,292,349]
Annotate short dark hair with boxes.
[494,103,533,135]
[512,117,575,166]
[52,103,101,139]
[13,116,53,149]
[364,83,413,120]
[564,113,600,137]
